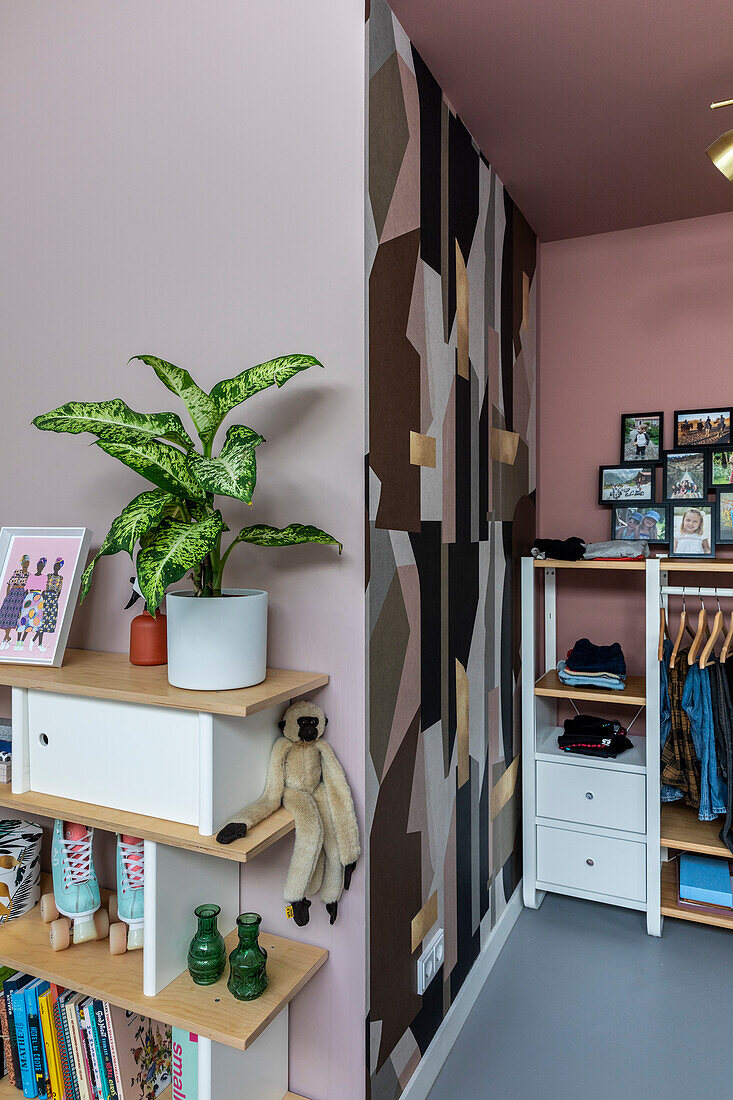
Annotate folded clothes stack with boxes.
[557,637,627,691]
[557,714,633,759]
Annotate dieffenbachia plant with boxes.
[33,354,342,612]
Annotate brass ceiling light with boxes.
[706,99,733,180]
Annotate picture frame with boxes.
[709,446,733,488]
[610,504,668,544]
[662,449,708,502]
[0,527,91,667]
[669,504,715,558]
[619,412,664,464]
[674,407,732,448]
[716,489,733,544]
[598,463,655,505]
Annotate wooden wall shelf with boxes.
[0,785,294,865]
[0,877,327,1051]
[0,650,328,718]
[534,558,733,573]
[660,803,730,859]
[534,669,646,706]
[661,859,733,930]
[0,1079,172,1098]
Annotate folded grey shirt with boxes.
[583,540,650,560]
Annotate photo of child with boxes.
[717,491,733,544]
[710,448,733,486]
[612,506,667,542]
[672,505,713,557]
[620,413,662,463]
[664,451,706,501]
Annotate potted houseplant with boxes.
[32,354,341,690]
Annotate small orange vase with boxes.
[130,609,168,666]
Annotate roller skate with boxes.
[42,820,109,951]
[108,834,144,955]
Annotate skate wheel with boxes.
[94,908,110,939]
[50,918,70,951]
[107,893,118,923]
[109,922,127,955]
[73,916,97,945]
[40,893,59,923]
[127,922,144,951]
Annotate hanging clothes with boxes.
[661,648,702,810]
[708,661,733,854]
[682,662,727,821]
[660,638,683,803]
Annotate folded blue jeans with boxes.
[557,661,625,690]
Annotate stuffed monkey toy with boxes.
[216,701,360,926]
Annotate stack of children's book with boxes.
[0,968,172,1099]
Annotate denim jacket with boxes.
[682,662,727,821]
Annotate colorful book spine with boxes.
[0,966,16,1079]
[77,1003,103,1100]
[92,1002,117,1100]
[57,992,80,1100]
[171,1029,198,1100]
[38,990,63,1100]
[101,1005,121,1098]
[5,973,31,1089]
[25,981,49,1099]
[13,983,36,1098]
[85,1005,108,1100]
[65,997,91,1100]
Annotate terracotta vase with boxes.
[129,609,168,666]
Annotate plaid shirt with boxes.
[660,649,701,808]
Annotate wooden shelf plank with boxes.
[0,785,294,865]
[0,650,328,718]
[661,858,733,930]
[661,559,733,572]
[532,559,646,570]
[0,877,327,1051]
[283,1094,310,1100]
[532,557,733,572]
[660,802,730,858]
[0,1078,171,1098]
[534,670,646,706]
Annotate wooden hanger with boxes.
[687,596,709,666]
[658,603,671,661]
[670,593,690,669]
[699,595,724,668]
[721,611,733,663]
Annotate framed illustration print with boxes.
[663,449,707,502]
[598,464,655,505]
[716,489,733,544]
[674,407,732,448]
[0,527,91,667]
[669,504,715,558]
[619,412,663,464]
[710,447,733,488]
[610,505,668,544]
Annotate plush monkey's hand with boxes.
[216,822,248,845]
[291,898,311,927]
[343,861,357,891]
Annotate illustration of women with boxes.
[17,557,47,652]
[0,555,30,649]
[32,558,64,652]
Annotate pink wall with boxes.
[538,211,733,699]
[0,3,366,1097]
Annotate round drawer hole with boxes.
[585,792,594,800]
[39,733,49,747]
[586,858,594,867]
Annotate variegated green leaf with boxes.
[132,355,219,445]
[32,398,195,451]
[95,427,206,501]
[81,489,173,599]
[209,354,323,420]
[232,522,342,553]
[136,511,225,612]
[188,424,264,504]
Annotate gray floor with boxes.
[428,893,733,1100]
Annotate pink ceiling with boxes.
[388,0,733,240]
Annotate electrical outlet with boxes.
[417,927,444,995]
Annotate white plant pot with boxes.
[166,589,268,691]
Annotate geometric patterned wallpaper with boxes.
[366,2,537,1095]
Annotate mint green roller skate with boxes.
[109,834,144,954]
[43,820,109,950]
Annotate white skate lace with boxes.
[120,840,144,889]
[61,834,93,885]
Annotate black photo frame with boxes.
[673,407,732,448]
[610,504,668,544]
[709,447,733,489]
[619,412,664,464]
[662,449,708,503]
[669,503,715,558]
[716,489,733,544]
[598,463,655,506]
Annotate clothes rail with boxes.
[662,586,733,598]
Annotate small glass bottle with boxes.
[187,904,226,986]
[227,912,268,1001]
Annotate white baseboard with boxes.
[398,880,523,1100]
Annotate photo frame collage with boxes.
[599,409,733,559]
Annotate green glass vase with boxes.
[187,904,227,986]
[227,912,268,1001]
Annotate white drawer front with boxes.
[536,760,645,834]
[537,825,646,902]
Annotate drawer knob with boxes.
[586,858,594,866]
[585,791,594,800]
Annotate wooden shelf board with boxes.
[533,559,646,570]
[661,559,733,572]
[534,670,646,706]
[0,785,294,865]
[660,802,730,858]
[0,650,328,718]
[532,557,733,573]
[0,1078,171,1098]
[0,877,327,1051]
[661,859,733,930]
[536,726,646,773]
[284,1094,309,1100]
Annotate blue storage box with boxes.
[679,853,733,907]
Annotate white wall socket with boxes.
[417,926,444,995]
